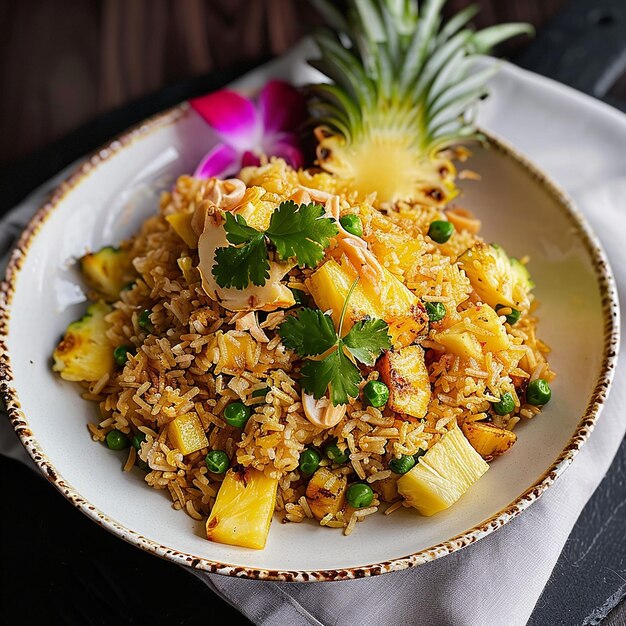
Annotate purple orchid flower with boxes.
[190,80,306,179]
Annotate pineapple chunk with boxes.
[305,467,348,520]
[397,426,489,516]
[52,301,114,382]
[435,304,509,360]
[206,467,278,550]
[80,246,134,301]
[458,243,533,311]
[212,331,269,374]
[168,412,208,455]
[166,213,198,248]
[377,345,430,419]
[462,421,517,459]
[306,258,426,348]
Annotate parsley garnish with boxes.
[212,201,338,289]
[278,280,392,405]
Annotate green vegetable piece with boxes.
[131,432,146,451]
[290,288,308,306]
[106,429,129,451]
[495,304,521,325]
[339,214,363,237]
[527,379,552,405]
[299,448,321,475]
[205,450,230,474]
[427,220,454,243]
[413,447,427,462]
[251,386,270,398]
[493,392,515,416]
[223,402,252,428]
[425,302,446,322]
[113,345,133,367]
[346,483,374,508]
[325,443,349,465]
[138,310,154,333]
[389,455,416,475]
[363,380,389,407]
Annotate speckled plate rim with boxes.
[0,100,619,582]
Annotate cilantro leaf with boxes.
[343,318,391,366]
[222,212,259,245]
[278,308,337,356]
[300,348,361,405]
[212,233,268,288]
[266,201,339,268]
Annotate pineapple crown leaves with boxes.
[308,0,533,153]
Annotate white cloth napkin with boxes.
[1,43,625,626]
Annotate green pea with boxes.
[427,220,454,244]
[339,214,364,237]
[251,386,270,398]
[223,402,252,428]
[425,302,446,322]
[289,288,308,306]
[346,483,374,508]
[138,309,154,332]
[495,304,521,326]
[131,432,146,451]
[389,455,416,475]
[363,380,389,408]
[527,379,552,405]
[325,443,349,465]
[205,450,230,474]
[106,429,129,451]
[113,345,133,367]
[299,448,321,475]
[493,392,515,416]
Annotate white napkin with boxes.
[1,43,625,626]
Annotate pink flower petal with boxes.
[259,80,307,134]
[263,135,304,170]
[190,90,260,151]
[194,143,239,179]
[241,150,262,168]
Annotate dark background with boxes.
[2,1,626,625]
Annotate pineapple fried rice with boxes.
[53,158,554,546]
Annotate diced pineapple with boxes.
[168,412,208,455]
[212,331,268,374]
[458,243,532,311]
[206,467,278,549]
[80,246,134,301]
[435,304,509,360]
[166,213,198,248]
[377,345,430,419]
[306,258,426,348]
[235,187,276,231]
[52,301,114,382]
[462,421,517,459]
[397,425,489,516]
[305,467,347,520]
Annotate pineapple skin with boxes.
[397,426,489,516]
[206,467,278,550]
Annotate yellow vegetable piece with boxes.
[166,213,198,248]
[397,425,489,516]
[212,331,269,374]
[52,301,114,382]
[306,258,426,348]
[305,467,348,520]
[206,467,278,550]
[80,246,134,301]
[377,345,430,419]
[435,304,509,360]
[168,412,208,455]
[462,420,517,459]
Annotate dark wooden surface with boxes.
[2,1,626,625]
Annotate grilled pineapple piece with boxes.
[206,467,278,549]
[305,467,348,520]
[52,301,114,382]
[397,426,489,516]
[306,258,426,348]
[435,304,509,360]
[211,331,269,374]
[462,421,517,459]
[458,243,533,311]
[377,345,430,419]
[80,246,134,301]
[166,213,198,248]
[168,412,208,455]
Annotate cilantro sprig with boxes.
[278,280,392,406]
[212,201,338,289]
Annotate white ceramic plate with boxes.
[0,54,620,581]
